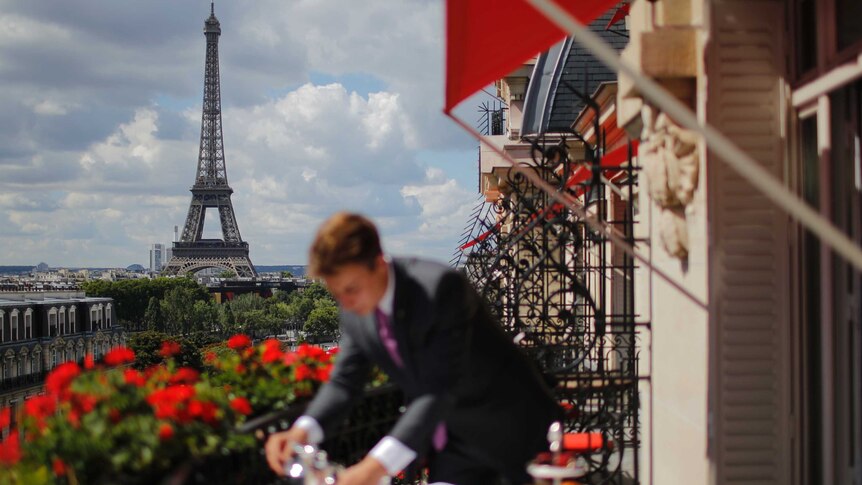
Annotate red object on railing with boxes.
[445,0,623,113]
[562,432,609,452]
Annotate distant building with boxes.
[149,244,165,273]
[0,291,124,423]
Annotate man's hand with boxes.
[264,427,310,476]
[337,456,389,485]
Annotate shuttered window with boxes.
[707,2,791,483]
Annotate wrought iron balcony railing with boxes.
[460,131,645,484]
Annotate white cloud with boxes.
[0,1,482,267]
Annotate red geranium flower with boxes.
[24,395,57,421]
[187,400,218,425]
[46,362,81,399]
[261,339,283,364]
[0,407,10,430]
[124,369,146,387]
[282,352,299,366]
[230,397,252,416]
[295,364,313,381]
[146,385,195,422]
[227,334,252,350]
[204,351,217,363]
[67,409,81,428]
[297,344,327,360]
[160,341,182,358]
[0,433,21,465]
[158,422,174,441]
[315,365,331,382]
[108,408,122,424]
[169,368,200,385]
[83,353,95,370]
[53,457,67,476]
[103,346,136,366]
[71,393,98,414]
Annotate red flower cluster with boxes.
[0,432,21,465]
[53,457,67,476]
[158,422,174,441]
[229,397,252,416]
[227,334,252,350]
[168,367,200,386]
[24,395,57,431]
[104,346,136,366]
[46,362,81,399]
[124,369,147,387]
[261,339,283,364]
[0,407,10,429]
[146,385,195,423]
[291,344,333,382]
[160,340,181,358]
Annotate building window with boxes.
[0,311,4,343]
[16,358,23,377]
[32,354,41,374]
[7,400,17,429]
[23,310,32,340]
[59,308,66,335]
[10,311,19,341]
[106,304,112,327]
[69,306,76,333]
[49,309,57,337]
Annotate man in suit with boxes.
[265,212,560,485]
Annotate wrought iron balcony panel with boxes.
[460,133,645,484]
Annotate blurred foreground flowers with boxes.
[0,336,335,484]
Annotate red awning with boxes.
[445,0,622,113]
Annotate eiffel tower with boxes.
[162,4,256,278]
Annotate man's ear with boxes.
[374,254,387,271]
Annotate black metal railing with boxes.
[460,131,644,484]
[0,370,48,392]
[177,384,406,484]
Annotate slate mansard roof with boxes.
[521,7,629,136]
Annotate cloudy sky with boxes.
[0,0,490,267]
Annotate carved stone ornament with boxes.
[639,105,699,259]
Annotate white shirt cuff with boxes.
[293,415,324,444]
[368,436,417,475]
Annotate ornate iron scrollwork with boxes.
[460,133,641,484]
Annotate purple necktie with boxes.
[375,308,447,451]
[375,308,404,368]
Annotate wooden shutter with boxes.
[707,1,791,484]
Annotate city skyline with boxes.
[0,0,488,267]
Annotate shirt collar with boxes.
[377,256,395,317]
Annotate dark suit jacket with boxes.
[304,257,561,471]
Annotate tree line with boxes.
[82,277,340,343]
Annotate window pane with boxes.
[836,0,862,51]
[800,115,823,484]
[797,0,817,76]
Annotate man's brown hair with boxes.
[308,212,383,276]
